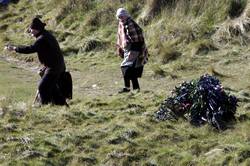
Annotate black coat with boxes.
[16,30,65,73]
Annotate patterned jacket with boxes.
[117,17,148,67]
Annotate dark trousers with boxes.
[38,72,66,105]
[124,76,140,90]
[121,66,143,90]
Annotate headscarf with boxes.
[116,8,130,19]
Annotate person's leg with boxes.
[124,76,130,89]
[131,66,143,90]
[38,73,57,105]
[131,77,140,90]
[118,77,130,93]
[53,72,71,106]
[52,84,67,106]
[119,66,131,93]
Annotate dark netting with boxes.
[155,74,238,130]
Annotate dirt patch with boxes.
[0,55,39,73]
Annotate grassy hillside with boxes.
[0,0,250,165]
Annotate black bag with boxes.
[58,71,73,100]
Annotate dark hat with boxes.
[30,17,46,31]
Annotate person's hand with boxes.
[117,47,124,58]
[116,44,124,58]
[38,67,46,77]
[4,45,16,51]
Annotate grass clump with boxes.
[140,0,175,24]
[80,37,108,53]
[191,39,218,55]
[151,65,166,78]
[84,6,115,27]
[52,30,74,43]
[159,45,181,64]
[228,0,248,18]
[62,46,79,56]
[54,0,79,22]
[212,1,250,45]
[0,24,8,32]
[237,148,250,163]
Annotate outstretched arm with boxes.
[5,39,41,54]
[15,42,38,54]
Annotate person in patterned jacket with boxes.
[116,8,148,93]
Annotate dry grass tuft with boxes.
[54,0,94,23]
[151,65,166,78]
[191,40,218,55]
[84,6,115,27]
[139,0,175,24]
[80,38,108,53]
[160,46,181,64]
[213,1,250,45]
[147,0,175,15]
[208,66,229,78]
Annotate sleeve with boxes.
[117,23,123,47]
[15,38,42,54]
[117,29,121,47]
[125,21,138,42]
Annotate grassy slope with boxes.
[0,0,250,165]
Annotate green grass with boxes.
[0,0,250,165]
[0,60,36,102]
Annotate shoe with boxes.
[118,88,130,93]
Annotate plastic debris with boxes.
[155,74,238,130]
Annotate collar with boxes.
[121,17,131,25]
[35,30,45,38]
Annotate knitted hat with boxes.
[116,8,130,19]
[30,17,46,31]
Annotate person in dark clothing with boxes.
[116,8,148,93]
[6,17,67,106]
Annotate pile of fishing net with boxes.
[155,74,238,130]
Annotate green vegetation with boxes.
[0,0,250,165]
